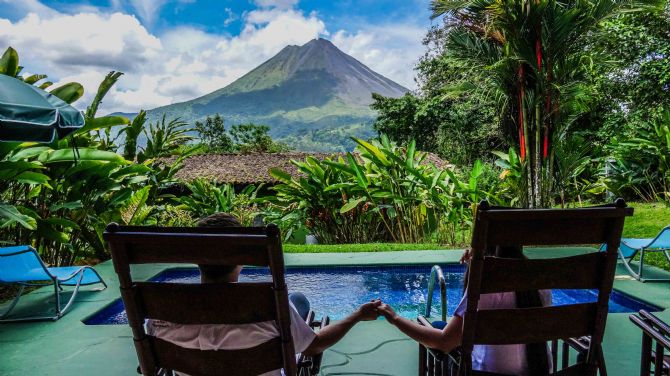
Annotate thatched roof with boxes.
[165,152,451,184]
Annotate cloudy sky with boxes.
[0,0,434,114]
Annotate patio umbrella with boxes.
[0,74,85,143]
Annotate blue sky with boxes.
[0,0,435,113]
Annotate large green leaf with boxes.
[269,168,293,183]
[371,190,396,199]
[121,185,152,225]
[36,222,70,243]
[9,146,51,161]
[49,82,84,104]
[23,74,47,85]
[347,153,368,189]
[340,197,366,213]
[323,182,355,192]
[41,148,126,163]
[0,204,37,230]
[44,217,80,230]
[76,116,130,135]
[405,139,416,170]
[322,159,355,175]
[0,161,43,180]
[0,47,19,77]
[50,201,83,211]
[109,164,152,179]
[15,171,51,185]
[353,137,390,166]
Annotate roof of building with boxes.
[163,152,451,184]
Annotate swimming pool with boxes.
[83,265,661,325]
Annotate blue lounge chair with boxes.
[0,245,106,322]
[601,226,670,282]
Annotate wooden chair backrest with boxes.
[103,223,296,376]
[460,200,632,376]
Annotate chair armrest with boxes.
[417,315,461,363]
[298,311,331,376]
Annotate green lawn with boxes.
[623,202,670,270]
[284,243,451,253]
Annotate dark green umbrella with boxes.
[0,74,85,142]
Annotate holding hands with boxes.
[376,302,399,324]
[355,299,383,321]
[353,299,397,323]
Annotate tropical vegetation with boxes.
[266,136,488,245]
[374,0,669,208]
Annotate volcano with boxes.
[146,38,409,151]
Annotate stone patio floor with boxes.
[1,248,670,376]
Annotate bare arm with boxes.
[303,300,380,356]
[377,303,462,354]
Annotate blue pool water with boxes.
[84,265,660,325]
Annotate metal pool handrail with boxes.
[425,265,447,321]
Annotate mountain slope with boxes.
[146,38,409,151]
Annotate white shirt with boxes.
[454,290,553,376]
[146,303,317,376]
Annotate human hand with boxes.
[376,302,399,324]
[460,248,472,264]
[355,300,382,321]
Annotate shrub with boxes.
[264,136,490,244]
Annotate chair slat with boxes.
[473,303,597,345]
[106,232,271,266]
[482,206,633,221]
[551,363,590,376]
[150,336,284,376]
[108,225,269,235]
[484,216,620,246]
[135,282,276,324]
[480,252,605,293]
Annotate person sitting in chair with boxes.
[146,212,380,376]
[376,245,553,376]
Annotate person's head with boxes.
[196,212,242,283]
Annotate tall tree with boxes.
[194,114,233,152]
[431,0,661,207]
[230,123,291,153]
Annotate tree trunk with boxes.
[533,103,544,207]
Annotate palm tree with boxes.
[431,0,660,207]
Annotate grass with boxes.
[623,202,670,271]
[284,243,453,253]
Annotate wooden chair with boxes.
[104,223,312,376]
[630,310,670,376]
[417,200,633,376]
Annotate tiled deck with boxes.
[1,249,670,375]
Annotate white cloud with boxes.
[111,0,168,26]
[253,0,300,10]
[332,25,425,90]
[0,1,423,114]
[223,8,237,27]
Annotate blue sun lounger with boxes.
[601,226,670,282]
[0,245,107,322]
